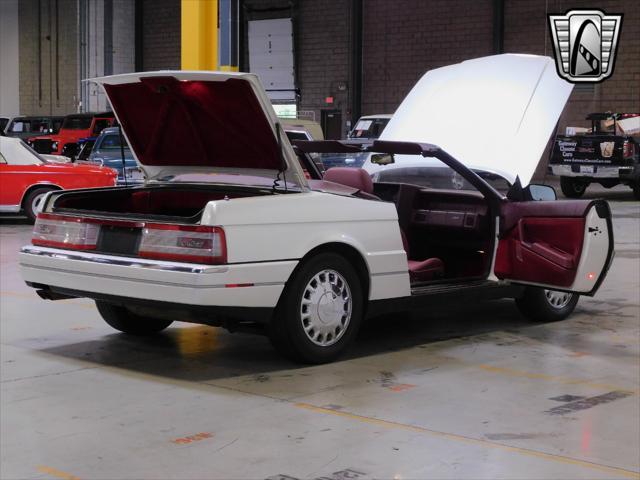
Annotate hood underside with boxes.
[91,71,306,187]
[375,54,574,185]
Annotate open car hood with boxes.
[90,71,307,188]
[372,54,573,186]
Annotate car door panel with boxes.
[495,200,613,294]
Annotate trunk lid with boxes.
[90,71,308,189]
[373,54,574,186]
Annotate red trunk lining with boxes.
[104,77,282,170]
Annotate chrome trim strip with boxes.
[0,204,21,213]
[20,246,228,274]
[371,270,408,277]
[20,262,282,289]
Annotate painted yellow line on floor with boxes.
[37,465,80,480]
[475,364,639,394]
[295,403,640,479]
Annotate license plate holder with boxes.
[580,165,595,174]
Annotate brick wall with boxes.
[361,0,494,115]
[504,0,639,132]
[19,0,79,115]
[112,0,135,74]
[242,0,352,134]
[142,0,181,70]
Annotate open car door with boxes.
[495,199,614,295]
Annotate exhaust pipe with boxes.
[36,289,75,301]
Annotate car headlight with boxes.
[51,141,58,150]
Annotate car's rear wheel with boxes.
[95,301,173,335]
[269,252,364,364]
[560,177,587,198]
[632,180,640,200]
[515,287,579,322]
[24,187,57,222]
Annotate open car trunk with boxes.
[51,184,283,223]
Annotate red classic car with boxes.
[27,112,115,155]
[0,137,117,221]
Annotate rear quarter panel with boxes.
[202,191,411,300]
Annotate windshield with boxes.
[348,118,390,139]
[62,116,92,130]
[372,164,510,193]
[97,133,128,150]
[8,118,51,134]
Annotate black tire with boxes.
[560,177,588,198]
[632,181,640,200]
[24,187,56,222]
[269,252,364,364]
[95,301,173,335]
[515,287,579,322]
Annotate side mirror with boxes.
[527,184,557,201]
[371,153,395,166]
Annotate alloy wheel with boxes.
[544,289,573,309]
[300,269,352,347]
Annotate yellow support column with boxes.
[181,0,218,70]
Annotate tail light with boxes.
[623,140,634,159]
[32,214,227,265]
[139,224,226,264]
[32,214,99,250]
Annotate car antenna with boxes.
[117,123,128,187]
[271,122,288,194]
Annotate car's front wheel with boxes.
[560,177,588,198]
[24,187,57,222]
[95,301,173,335]
[269,253,364,363]
[515,287,579,322]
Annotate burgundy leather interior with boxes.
[401,229,445,282]
[324,167,375,195]
[104,77,282,170]
[495,216,585,287]
[500,200,592,233]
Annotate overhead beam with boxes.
[181,0,218,70]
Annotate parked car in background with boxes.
[5,116,64,140]
[549,113,639,199]
[19,57,613,363]
[87,127,144,185]
[315,114,395,170]
[0,136,117,221]
[348,114,392,143]
[27,112,115,155]
[281,118,324,142]
[0,117,10,134]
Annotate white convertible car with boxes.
[20,55,614,363]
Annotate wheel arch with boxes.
[20,183,63,209]
[279,241,371,310]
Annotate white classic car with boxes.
[20,54,614,363]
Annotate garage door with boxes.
[248,18,296,102]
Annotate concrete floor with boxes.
[1,185,639,480]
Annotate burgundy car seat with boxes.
[323,167,444,283]
[400,230,444,282]
[323,167,379,200]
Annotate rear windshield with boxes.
[348,118,390,139]
[62,116,92,130]
[8,118,51,134]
